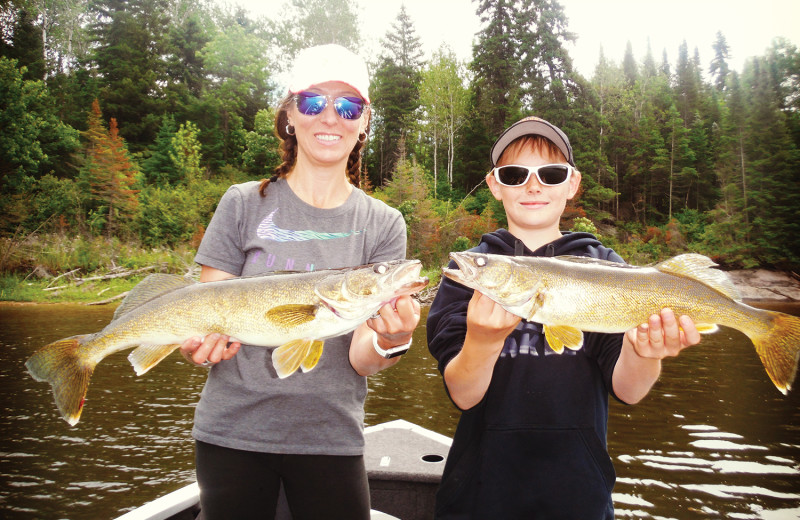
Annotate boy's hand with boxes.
[465,291,521,347]
[625,308,701,359]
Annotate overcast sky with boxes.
[233,0,799,78]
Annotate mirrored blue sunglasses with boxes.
[294,92,366,120]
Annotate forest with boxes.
[1,0,799,281]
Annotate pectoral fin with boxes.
[694,323,719,334]
[128,344,181,375]
[266,304,318,327]
[273,339,324,378]
[544,325,584,354]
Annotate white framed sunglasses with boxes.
[490,163,573,187]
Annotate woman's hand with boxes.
[179,333,241,368]
[351,295,421,376]
[366,295,421,350]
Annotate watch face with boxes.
[385,346,409,358]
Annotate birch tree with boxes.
[419,46,470,196]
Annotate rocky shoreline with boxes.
[727,269,800,302]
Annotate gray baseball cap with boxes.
[490,116,575,167]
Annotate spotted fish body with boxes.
[26,260,428,425]
[444,252,800,394]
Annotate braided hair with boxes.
[258,93,371,197]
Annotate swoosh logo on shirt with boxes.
[256,209,363,242]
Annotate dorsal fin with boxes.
[654,254,741,300]
[113,274,195,320]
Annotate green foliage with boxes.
[368,5,424,184]
[136,180,228,247]
[570,217,598,235]
[170,121,203,184]
[242,108,281,176]
[142,114,179,186]
[0,57,80,194]
[0,0,799,278]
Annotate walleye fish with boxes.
[443,252,800,394]
[26,260,428,425]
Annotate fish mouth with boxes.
[442,252,481,290]
[392,260,428,295]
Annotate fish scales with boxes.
[443,252,800,395]
[531,260,768,335]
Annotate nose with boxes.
[524,173,543,193]
[319,99,339,124]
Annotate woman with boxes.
[179,44,420,520]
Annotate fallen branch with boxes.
[86,291,130,305]
[46,268,82,288]
[42,266,157,291]
[76,265,156,284]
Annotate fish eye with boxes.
[475,256,487,267]
[373,263,388,274]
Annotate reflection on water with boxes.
[1,302,799,519]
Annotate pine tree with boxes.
[369,5,424,185]
[80,99,139,236]
[710,31,731,92]
[142,114,179,186]
[471,0,520,136]
[89,0,171,148]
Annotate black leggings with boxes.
[195,440,370,520]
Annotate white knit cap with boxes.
[288,44,371,104]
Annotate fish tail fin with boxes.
[272,339,325,378]
[25,335,96,426]
[750,311,800,394]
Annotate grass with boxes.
[0,233,445,304]
[0,273,151,303]
[0,234,198,303]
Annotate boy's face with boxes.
[486,145,581,238]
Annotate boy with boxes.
[426,116,701,519]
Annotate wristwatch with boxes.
[372,333,412,359]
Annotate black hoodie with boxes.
[427,229,625,519]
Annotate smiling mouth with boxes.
[316,134,341,142]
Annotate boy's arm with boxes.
[612,308,701,404]
[443,291,521,410]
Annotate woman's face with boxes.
[288,81,370,170]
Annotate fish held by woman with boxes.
[443,252,800,394]
[26,260,429,425]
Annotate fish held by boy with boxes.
[443,252,800,394]
[26,260,429,426]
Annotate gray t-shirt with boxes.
[192,179,407,455]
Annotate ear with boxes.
[486,172,503,201]
[360,106,372,134]
[566,169,582,200]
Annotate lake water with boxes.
[1,302,799,519]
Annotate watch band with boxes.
[372,333,412,359]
